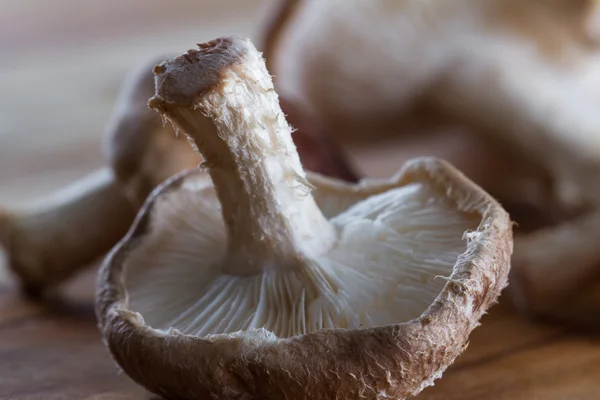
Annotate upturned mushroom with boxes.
[264,0,600,323]
[1,50,356,297]
[96,36,512,400]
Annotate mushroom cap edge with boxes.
[95,156,513,400]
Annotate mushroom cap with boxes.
[101,54,204,207]
[96,157,512,400]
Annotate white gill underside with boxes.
[124,175,478,338]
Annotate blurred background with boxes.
[2,2,600,399]
[0,0,274,207]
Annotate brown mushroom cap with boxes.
[102,54,204,207]
[96,36,512,400]
[97,161,512,400]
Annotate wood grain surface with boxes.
[1,1,599,399]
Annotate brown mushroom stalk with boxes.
[0,168,135,296]
[96,36,512,400]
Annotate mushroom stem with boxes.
[0,168,136,295]
[508,208,600,314]
[149,37,335,274]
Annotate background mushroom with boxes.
[263,0,600,324]
[0,56,185,297]
[0,169,135,296]
[96,36,512,400]
[0,45,356,298]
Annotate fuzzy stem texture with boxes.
[150,37,335,274]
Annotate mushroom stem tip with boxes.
[151,36,253,108]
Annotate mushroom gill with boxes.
[124,172,479,338]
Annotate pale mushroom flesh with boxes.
[124,170,479,338]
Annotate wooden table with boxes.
[1,1,600,399]
[2,269,599,400]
